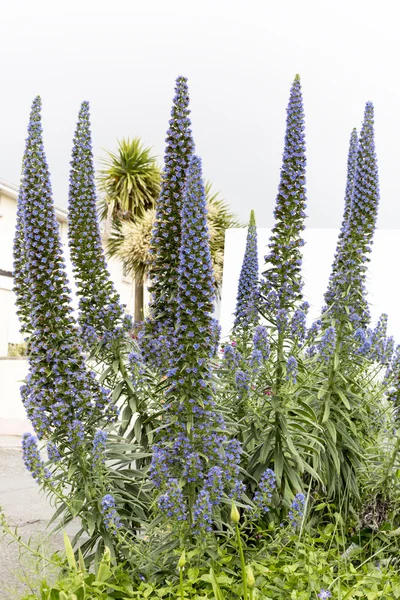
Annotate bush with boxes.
[8,74,400,598]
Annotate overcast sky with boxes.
[0,0,399,228]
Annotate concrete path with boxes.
[0,436,73,599]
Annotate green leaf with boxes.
[63,531,77,571]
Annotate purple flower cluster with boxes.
[262,75,307,314]
[251,325,270,370]
[324,104,380,325]
[318,590,331,600]
[148,156,244,530]
[146,157,245,531]
[235,369,250,398]
[205,466,225,505]
[12,183,32,336]
[286,356,298,384]
[22,433,51,483]
[318,326,336,362]
[14,97,116,441]
[158,479,187,521]
[253,468,276,514]
[68,102,132,349]
[128,350,146,386]
[192,489,213,534]
[290,302,309,342]
[288,492,305,528]
[143,76,195,368]
[92,430,108,467]
[355,314,394,365]
[233,210,259,331]
[324,129,358,311]
[47,442,61,463]
[101,494,122,534]
[223,343,241,370]
[175,155,217,368]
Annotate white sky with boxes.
[0,0,399,227]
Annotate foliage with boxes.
[9,74,400,599]
[97,137,161,224]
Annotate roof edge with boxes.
[0,177,68,222]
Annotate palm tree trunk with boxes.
[104,201,114,239]
[134,276,144,324]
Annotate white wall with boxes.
[0,359,32,435]
[220,228,400,342]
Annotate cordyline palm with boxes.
[97,138,161,323]
[106,181,242,305]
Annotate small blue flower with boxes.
[286,356,298,384]
[101,494,122,534]
[253,468,276,514]
[288,492,305,528]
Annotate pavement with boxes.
[0,436,77,599]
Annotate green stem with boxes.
[179,567,185,600]
[236,523,248,600]
[275,332,284,393]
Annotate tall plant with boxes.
[324,103,379,326]
[141,76,195,369]
[233,210,259,333]
[261,74,307,317]
[324,128,358,310]
[15,97,114,441]
[149,155,243,534]
[68,101,131,348]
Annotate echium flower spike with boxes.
[262,75,307,314]
[22,433,52,483]
[324,129,358,307]
[148,156,245,528]
[18,97,115,440]
[325,103,380,325]
[143,76,195,362]
[13,181,32,335]
[68,101,131,348]
[233,209,259,332]
[175,154,216,372]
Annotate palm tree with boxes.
[106,182,242,316]
[97,138,161,322]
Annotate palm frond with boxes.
[97,138,161,221]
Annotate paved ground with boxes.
[0,436,74,599]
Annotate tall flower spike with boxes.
[149,156,244,528]
[68,101,131,348]
[262,75,307,314]
[233,210,259,332]
[13,180,32,336]
[142,76,195,367]
[324,103,379,325]
[174,154,216,387]
[18,97,114,440]
[324,128,358,311]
